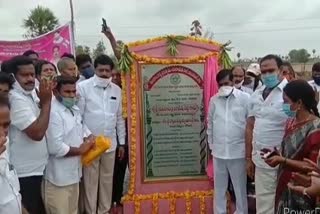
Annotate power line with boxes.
[74,25,320,38]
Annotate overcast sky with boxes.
[0,0,320,59]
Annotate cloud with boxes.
[0,0,319,58]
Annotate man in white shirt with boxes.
[9,55,53,214]
[0,96,21,214]
[246,55,288,214]
[231,66,253,94]
[77,54,126,214]
[308,62,320,112]
[43,76,94,214]
[207,69,249,214]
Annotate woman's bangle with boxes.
[283,157,287,165]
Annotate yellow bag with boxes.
[82,136,112,166]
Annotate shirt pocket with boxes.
[232,106,246,123]
[108,99,119,114]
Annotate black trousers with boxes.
[112,146,128,204]
[19,176,46,214]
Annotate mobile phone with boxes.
[260,148,277,159]
[102,18,108,32]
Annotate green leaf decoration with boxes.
[118,44,133,74]
[219,40,233,69]
[165,35,186,56]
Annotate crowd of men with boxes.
[1,25,320,214]
[0,28,129,214]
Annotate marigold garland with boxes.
[121,72,127,118]
[152,193,159,213]
[130,51,218,65]
[199,196,206,214]
[128,63,137,196]
[127,35,221,49]
[169,197,176,214]
[185,190,192,214]
[134,200,141,214]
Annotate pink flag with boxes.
[0,23,74,64]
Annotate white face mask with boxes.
[13,80,33,95]
[94,75,112,88]
[234,80,244,89]
[218,86,233,97]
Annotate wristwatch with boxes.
[303,188,311,199]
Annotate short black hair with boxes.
[23,49,39,57]
[94,54,114,70]
[61,53,75,60]
[56,75,78,91]
[76,54,92,68]
[0,72,14,90]
[0,60,12,74]
[284,79,319,117]
[231,66,245,75]
[0,95,10,110]
[35,60,57,76]
[260,54,283,68]
[216,69,233,83]
[9,55,34,75]
[312,62,320,72]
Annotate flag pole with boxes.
[69,0,76,53]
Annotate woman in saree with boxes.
[263,79,320,213]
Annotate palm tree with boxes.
[312,49,316,58]
[23,6,59,38]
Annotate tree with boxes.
[288,49,310,63]
[92,41,107,59]
[313,49,316,58]
[76,45,92,56]
[23,6,59,38]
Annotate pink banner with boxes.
[204,56,219,118]
[0,23,74,64]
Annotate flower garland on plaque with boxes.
[121,36,232,214]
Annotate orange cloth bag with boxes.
[81,135,112,166]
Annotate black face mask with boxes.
[314,76,320,85]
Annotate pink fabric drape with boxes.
[204,56,219,118]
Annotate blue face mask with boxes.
[82,67,95,79]
[282,103,296,117]
[261,73,280,88]
[57,95,76,109]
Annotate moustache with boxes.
[26,82,35,85]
